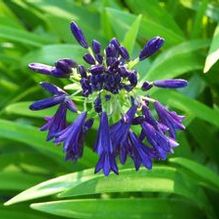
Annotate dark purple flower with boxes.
[83,53,96,65]
[28,63,54,75]
[141,81,153,91]
[106,57,117,66]
[29,58,76,78]
[119,66,129,77]
[55,112,87,161]
[105,95,111,101]
[128,131,152,170]
[92,40,101,54]
[110,105,137,151]
[94,96,102,113]
[128,73,137,86]
[106,44,117,57]
[153,79,188,88]
[154,101,185,139]
[70,21,88,48]
[94,112,118,176]
[40,82,66,95]
[110,38,120,50]
[55,59,77,72]
[119,46,130,60]
[28,20,187,176]
[40,103,67,141]
[132,116,145,125]
[89,65,105,74]
[95,54,103,64]
[78,65,87,78]
[30,82,77,112]
[142,105,159,129]
[29,95,66,111]
[141,122,170,160]
[139,36,164,61]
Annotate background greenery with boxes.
[0,0,219,218]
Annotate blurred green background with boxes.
[1,0,219,218]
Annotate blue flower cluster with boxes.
[29,21,187,176]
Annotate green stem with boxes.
[127,57,140,69]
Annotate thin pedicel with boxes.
[29,21,188,176]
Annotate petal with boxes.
[40,82,66,95]
[29,95,65,111]
[28,63,54,75]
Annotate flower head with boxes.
[29,21,188,176]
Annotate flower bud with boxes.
[139,36,164,61]
[119,46,130,60]
[141,81,153,91]
[153,79,188,88]
[92,40,101,54]
[70,21,88,48]
[83,53,95,65]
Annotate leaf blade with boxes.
[204,24,219,73]
[123,14,142,55]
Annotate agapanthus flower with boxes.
[29,21,188,176]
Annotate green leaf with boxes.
[152,90,219,128]
[0,151,61,175]
[0,171,45,191]
[204,24,219,73]
[30,198,202,219]
[27,0,104,43]
[22,44,84,67]
[58,167,210,210]
[4,168,95,206]
[106,8,184,46]
[0,119,96,170]
[100,8,115,40]
[190,0,208,38]
[0,209,48,219]
[143,39,210,81]
[180,0,219,22]
[5,166,209,210]
[5,102,56,118]
[126,0,184,37]
[0,25,54,47]
[0,1,23,28]
[122,14,142,55]
[170,157,219,191]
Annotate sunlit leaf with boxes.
[30,198,202,219]
[204,24,219,73]
[123,14,142,55]
[170,157,219,191]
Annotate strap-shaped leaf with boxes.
[204,24,219,73]
[0,25,54,47]
[170,157,219,191]
[30,198,203,219]
[123,14,142,55]
[0,119,96,170]
[106,8,184,46]
[5,166,210,211]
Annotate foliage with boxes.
[0,0,219,218]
